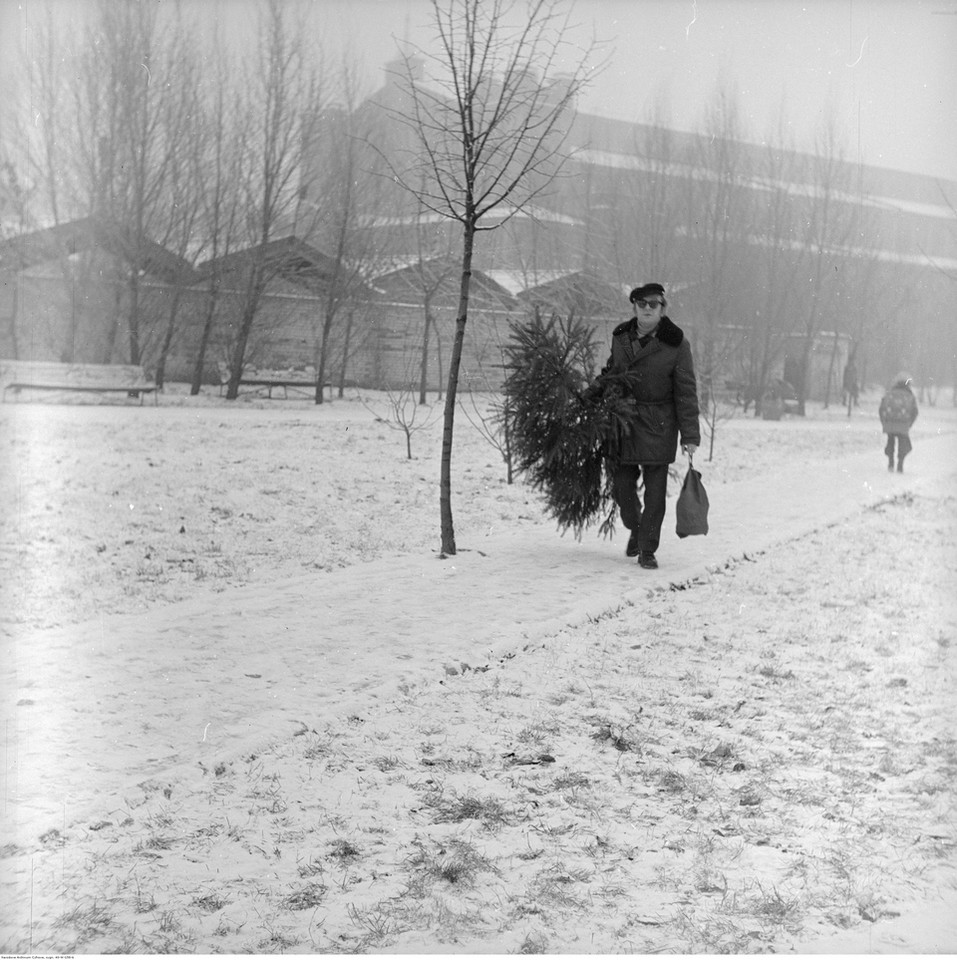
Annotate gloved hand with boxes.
[682,443,698,457]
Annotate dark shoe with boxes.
[626,531,640,558]
[897,463,904,473]
[638,551,658,569]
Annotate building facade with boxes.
[3,68,955,403]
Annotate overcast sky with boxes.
[3,0,956,182]
[318,0,957,182]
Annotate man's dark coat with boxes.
[597,315,701,465]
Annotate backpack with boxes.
[881,389,912,423]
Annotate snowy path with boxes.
[3,431,956,846]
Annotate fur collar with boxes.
[613,315,684,347]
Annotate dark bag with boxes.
[676,460,709,538]
[880,390,913,424]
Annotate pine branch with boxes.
[503,314,634,538]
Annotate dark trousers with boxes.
[884,433,912,463]
[613,463,669,553]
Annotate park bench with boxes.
[218,361,324,399]
[724,378,800,418]
[0,360,158,404]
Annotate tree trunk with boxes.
[314,324,327,405]
[338,309,355,398]
[314,300,339,405]
[823,329,842,409]
[502,398,514,485]
[9,275,20,359]
[155,284,185,389]
[707,399,717,461]
[797,337,813,416]
[127,273,142,365]
[418,304,433,404]
[190,287,219,395]
[315,283,344,404]
[226,298,258,400]
[102,283,125,363]
[434,323,444,403]
[226,264,266,400]
[439,222,475,555]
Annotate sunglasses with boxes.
[636,299,663,309]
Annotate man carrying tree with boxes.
[586,284,701,569]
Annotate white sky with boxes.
[2,0,956,181]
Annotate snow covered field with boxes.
[2,386,910,629]
[1,387,956,954]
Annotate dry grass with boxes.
[12,488,951,954]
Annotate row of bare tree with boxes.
[1,0,400,402]
[1,0,599,552]
[564,98,911,420]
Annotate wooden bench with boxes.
[0,360,158,404]
[218,362,323,399]
[723,378,801,417]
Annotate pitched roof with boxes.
[196,236,339,290]
[517,270,626,317]
[370,256,518,309]
[0,217,197,282]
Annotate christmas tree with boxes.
[502,314,636,539]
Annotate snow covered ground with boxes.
[1,386,956,954]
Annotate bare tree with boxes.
[19,7,74,224]
[0,160,37,358]
[9,2,202,366]
[189,45,245,394]
[301,61,387,405]
[745,118,806,415]
[791,116,858,415]
[681,81,754,435]
[359,373,439,459]
[699,391,739,462]
[459,323,517,483]
[77,1,194,366]
[222,0,327,400]
[596,97,682,289]
[402,197,460,406]
[914,183,957,405]
[11,6,105,360]
[385,0,594,554]
[152,46,206,389]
